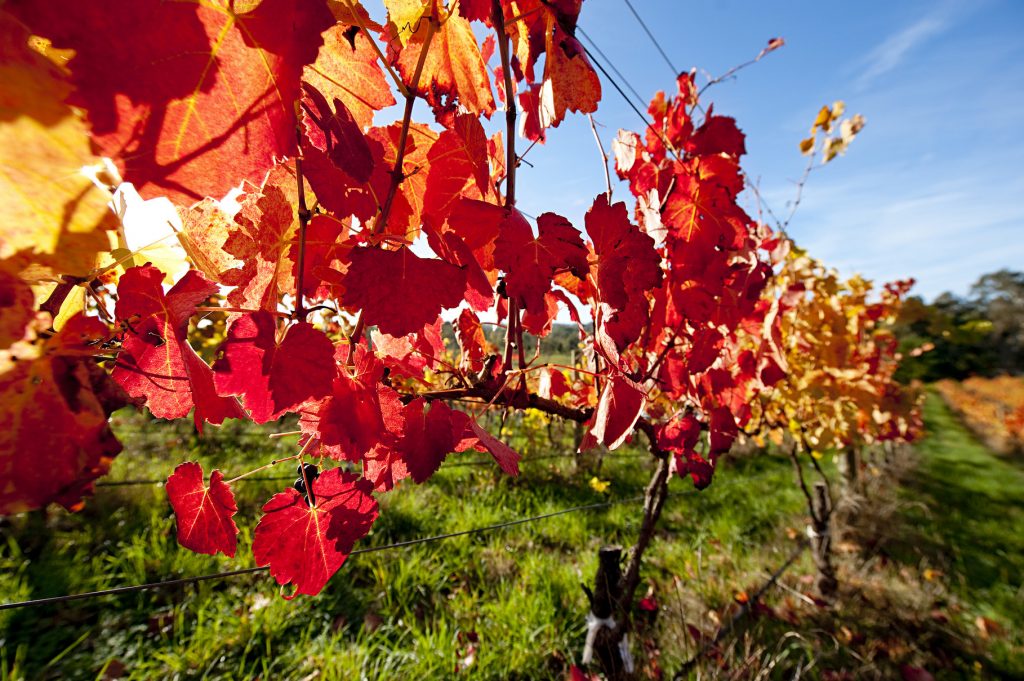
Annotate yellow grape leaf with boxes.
[384,0,431,47]
[0,13,114,277]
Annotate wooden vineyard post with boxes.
[839,446,859,494]
[811,481,838,599]
[583,545,629,679]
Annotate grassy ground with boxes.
[0,393,1021,679]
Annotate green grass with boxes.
[0,412,813,680]
[1,392,1021,679]
[886,391,1024,677]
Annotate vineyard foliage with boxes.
[746,247,922,455]
[0,0,919,598]
[936,376,1024,454]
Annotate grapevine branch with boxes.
[347,11,439,364]
[492,0,526,373]
[293,108,311,322]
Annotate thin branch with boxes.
[588,114,613,200]
[697,38,785,98]
[194,306,290,317]
[340,0,410,98]
[787,440,819,525]
[781,152,816,231]
[374,14,438,237]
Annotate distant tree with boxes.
[970,269,1024,372]
[893,269,1024,382]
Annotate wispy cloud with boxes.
[854,5,958,90]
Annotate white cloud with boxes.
[853,4,962,90]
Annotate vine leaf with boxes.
[299,345,404,463]
[493,210,588,320]
[300,82,375,184]
[469,421,521,476]
[303,22,396,131]
[398,398,472,483]
[253,468,378,599]
[112,264,242,428]
[423,114,490,223]
[343,246,466,337]
[386,0,496,117]
[0,315,130,514]
[213,312,336,424]
[9,0,335,205]
[0,12,115,278]
[584,194,662,349]
[166,461,239,557]
[590,374,646,451]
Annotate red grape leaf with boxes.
[686,114,746,159]
[253,468,378,598]
[590,375,646,450]
[343,246,466,337]
[112,264,242,428]
[370,318,446,379]
[213,312,336,423]
[494,210,588,319]
[425,227,495,312]
[303,22,396,131]
[584,194,661,348]
[656,415,701,454]
[300,82,374,184]
[289,213,351,299]
[166,461,238,557]
[455,308,487,373]
[0,267,34,349]
[0,315,130,514]
[423,114,489,222]
[10,0,334,204]
[299,345,404,462]
[399,398,472,483]
[469,421,521,476]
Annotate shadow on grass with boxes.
[889,394,1024,599]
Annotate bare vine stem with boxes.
[293,109,311,322]
[588,114,613,200]
[491,0,526,373]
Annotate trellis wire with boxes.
[0,490,691,612]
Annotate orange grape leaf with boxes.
[303,22,396,131]
[174,199,242,283]
[221,168,298,312]
[387,0,496,117]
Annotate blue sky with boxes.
[505,0,1024,301]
